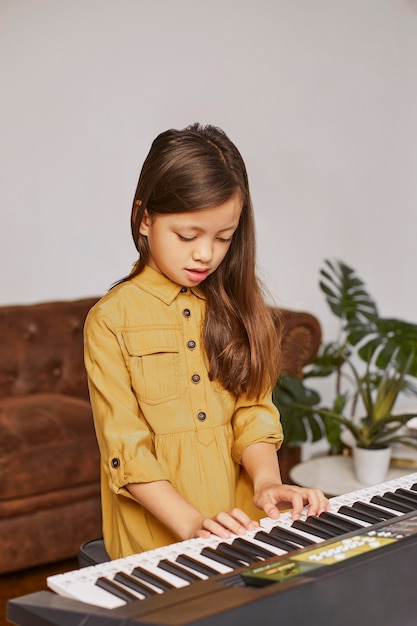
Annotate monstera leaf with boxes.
[319,259,417,377]
[319,259,378,323]
[272,375,324,444]
[347,317,417,378]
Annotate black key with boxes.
[215,542,258,565]
[254,530,298,553]
[270,525,315,547]
[370,495,414,514]
[351,501,396,521]
[200,546,242,569]
[338,505,377,524]
[158,559,202,582]
[304,516,343,537]
[351,501,381,524]
[96,576,137,603]
[292,519,335,540]
[114,571,157,596]
[131,566,175,591]
[396,488,417,503]
[384,491,417,509]
[176,554,218,577]
[319,511,362,533]
[232,537,275,559]
[411,483,417,492]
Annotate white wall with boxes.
[1,0,417,344]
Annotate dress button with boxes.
[197,411,207,421]
[182,308,191,318]
[111,458,120,468]
[187,340,196,350]
[191,374,200,384]
[180,287,188,294]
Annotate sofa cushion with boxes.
[0,297,98,400]
[0,393,99,501]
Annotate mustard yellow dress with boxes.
[84,265,283,559]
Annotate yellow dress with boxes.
[84,265,283,559]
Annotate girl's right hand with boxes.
[194,507,259,539]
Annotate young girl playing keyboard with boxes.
[84,123,329,560]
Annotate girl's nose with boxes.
[192,240,213,263]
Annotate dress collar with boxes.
[130,265,205,305]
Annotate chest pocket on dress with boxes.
[122,328,180,405]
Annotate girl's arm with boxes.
[126,480,258,541]
[241,442,329,520]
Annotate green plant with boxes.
[273,259,417,452]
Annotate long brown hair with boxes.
[122,123,280,398]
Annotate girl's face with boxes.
[139,194,242,287]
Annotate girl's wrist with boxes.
[178,513,206,540]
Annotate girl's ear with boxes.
[139,208,152,236]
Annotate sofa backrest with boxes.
[0,297,99,400]
[0,296,322,400]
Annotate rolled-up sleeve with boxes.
[84,306,169,495]
[231,392,283,464]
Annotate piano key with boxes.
[177,544,234,574]
[411,483,417,491]
[395,488,417,503]
[254,530,299,553]
[95,577,138,603]
[370,494,414,514]
[48,574,127,609]
[232,537,276,559]
[214,542,259,565]
[131,566,175,591]
[338,505,378,525]
[236,533,286,557]
[270,525,316,547]
[291,519,336,540]
[175,554,222,577]
[200,546,243,569]
[351,501,396,521]
[303,516,344,537]
[157,559,204,583]
[352,501,390,524]
[384,491,417,508]
[134,559,190,589]
[319,511,363,533]
[114,571,157,597]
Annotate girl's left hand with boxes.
[253,482,329,521]
[195,508,259,540]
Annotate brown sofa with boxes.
[0,297,321,575]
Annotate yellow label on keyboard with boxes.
[291,535,396,566]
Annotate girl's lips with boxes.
[184,268,210,282]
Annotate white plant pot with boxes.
[352,445,392,486]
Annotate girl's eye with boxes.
[218,236,233,243]
[177,234,195,242]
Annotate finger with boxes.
[201,516,232,538]
[256,494,281,520]
[305,489,330,517]
[259,485,305,520]
[288,492,305,520]
[214,511,249,536]
[228,508,259,531]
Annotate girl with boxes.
[84,123,328,560]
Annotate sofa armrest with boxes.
[271,308,322,379]
[270,308,322,483]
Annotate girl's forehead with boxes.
[168,197,242,230]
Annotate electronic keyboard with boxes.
[7,471,417,626]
